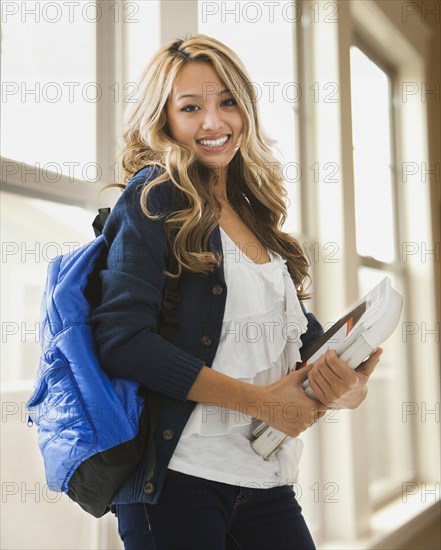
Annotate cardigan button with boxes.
[211,284,223,295]
[200,335,212,346]
[162,429,174,441]
[143,482,155,495]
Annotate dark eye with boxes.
[222,97,237,107]
[181,104,200,113]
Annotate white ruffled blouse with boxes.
[167,226,309,487]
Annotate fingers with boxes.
[267,368,329,436]
[281,347,384,430]
[307,350,358,404]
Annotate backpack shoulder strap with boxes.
[92,208,111,238]
[93,208,180,342]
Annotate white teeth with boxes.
[198,135,229,147]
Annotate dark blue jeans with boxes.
[115,469,316,550]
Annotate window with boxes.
[295,1,439,546]
[1,2,438,549]
[1,191,96,385]
[1,0,96,176]
[351,47,396,263]
[198,0,302,234]
[0,2,161,548]
[350,45,414,504]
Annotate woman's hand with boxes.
[307,348,383,409]
[260,365,329,437]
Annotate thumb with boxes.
[356,348,383,378]
[291,363,314,385]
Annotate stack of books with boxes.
[250,276,403,460]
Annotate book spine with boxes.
[250,424,290,460]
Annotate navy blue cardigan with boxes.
[90,165,324,505]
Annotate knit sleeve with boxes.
[90,166,206,401]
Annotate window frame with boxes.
[1,1,439,548]
[349,37,417,507]
[1,4,197,549]
[297,0,440,546]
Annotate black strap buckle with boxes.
[92,208,111,237]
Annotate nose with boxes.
[201,105,224,132]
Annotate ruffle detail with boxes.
[213,303,303,380]
[179,230,309,441]
[282,268,309,370]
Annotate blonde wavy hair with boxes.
[113,33,310,299]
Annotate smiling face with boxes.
[165,62,244,183]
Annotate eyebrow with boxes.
[177,88,232,101]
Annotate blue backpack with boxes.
[26,208,181,518]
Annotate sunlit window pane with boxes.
[198,1,301,234]
[124,1,161,85]
[1,192,95,385]
[358,267,413,501]
[1,1,96,175]
[350,47,396,263]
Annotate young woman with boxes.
[91,34,382,550]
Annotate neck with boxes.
[213,170,228,202]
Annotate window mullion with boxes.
[303,0,372,542]
[1,157,101,210]
[96,0,121,186]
